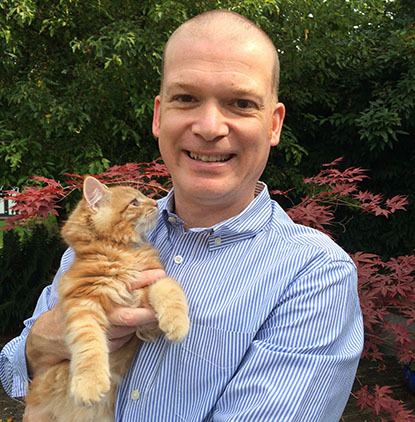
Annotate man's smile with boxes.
[187,151,233,162]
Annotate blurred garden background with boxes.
[1,0,414,420]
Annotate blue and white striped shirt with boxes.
[0,182,363,421]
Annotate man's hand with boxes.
[26,269,164,377]
[106,269,164,350]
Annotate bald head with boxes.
[160,10,280,100]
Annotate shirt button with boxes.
[174,255,183,264]
[131,389,140,400]
[168,216,177,224]
[214,236,222,245]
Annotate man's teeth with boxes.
[189,152,231,162]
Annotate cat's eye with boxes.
[130,199,140,207]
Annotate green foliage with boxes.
[0,0,183,186]
[0,225,64,336]
[271,0,415,155]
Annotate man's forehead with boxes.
[164,39,272,85]
[164,30,272,74]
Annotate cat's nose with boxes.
[154,202,158,208]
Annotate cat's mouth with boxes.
[134,211,158,235]
[187,151,234,162]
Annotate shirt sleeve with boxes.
[0,248,74,398]
[209,258,364,422]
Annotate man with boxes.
[1,10,363,421]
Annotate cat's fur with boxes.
[24,177,189,422]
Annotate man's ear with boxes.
[270,102,286,147]
[83,176,108,213]
[152,95,161,138]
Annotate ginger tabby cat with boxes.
[24,176,189,421]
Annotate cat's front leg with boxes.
[64,299,111,407]
[148,277,190,342]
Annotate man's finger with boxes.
[130,269,166,289]
[109,307,157,327]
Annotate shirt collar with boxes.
[157,182,273,249]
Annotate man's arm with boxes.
[25,306,69,378]
[209,259,363,421]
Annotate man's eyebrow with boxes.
[164,82,195,95]
[230,87,263,100]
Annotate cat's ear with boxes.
[83,176,109,213]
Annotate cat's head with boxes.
[65,176,159,245]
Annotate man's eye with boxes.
[174,95,195,103]
[234,99,256,109]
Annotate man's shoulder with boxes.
[266,201,351,263]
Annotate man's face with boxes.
[152,30,285,218]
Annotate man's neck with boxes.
[173,192,255,230]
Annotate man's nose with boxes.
[191,102,229,141]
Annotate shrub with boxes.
[0,225,65,336]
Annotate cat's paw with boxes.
[148,277,190,342]
[70,373,110,407]
[158,311,190,342]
